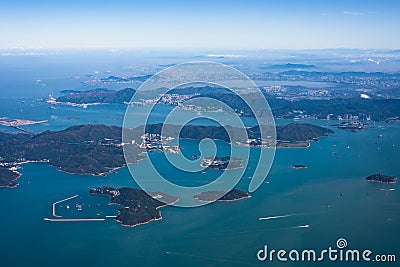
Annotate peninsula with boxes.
[56,88,136,104]
[0,166,21,188]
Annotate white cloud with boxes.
[343,11,363,16]
[206,54,247,58]
[360,94,371,99]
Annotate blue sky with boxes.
[1,0,399,50]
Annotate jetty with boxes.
[45,194,117,223]
[44,218,105,222]
[52,195,79,218]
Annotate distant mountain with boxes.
[277,70,394,77]
[100,75,152,83]
[169,85,231,95]
[269,63,316,69]
[199,90,400,121]
[270,98,400,121]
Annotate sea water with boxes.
[0,107,399,266]
[0,55,399,266]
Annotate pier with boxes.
[52,195,79,218]
[46,194,117,223]
[44,218,105,222]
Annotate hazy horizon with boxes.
[1,0,400,50]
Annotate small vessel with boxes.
[66,205,70,209]
[76,204,83,211]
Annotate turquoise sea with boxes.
[0,97,399,266]
[0,56,399,266]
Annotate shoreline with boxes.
[194,193,251,203]
[22,160,125,177]
[46,99,106,108]
[276,141,311,149]
[0,165,23,188]
[0,181,20,189]
[115,215,163,228]
[216,195,251,202]
[60,164,127,177]
[113,197,179,228]
[366,180,397,184]
[2,160,126,189]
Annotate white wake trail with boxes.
[259,213,304,220]
[288,224,310,229]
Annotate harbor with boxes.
[52,195,79,218]
[45,194,117,223]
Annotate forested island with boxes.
[89,186,178,227]
[194,189,251,202]
[0,122,333,188]
[292,165,308,169]
[90,186,249,226]
[200,156,245,170]
[139,122,333,147]
[365,174,397,184]
[57,88,136,104]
